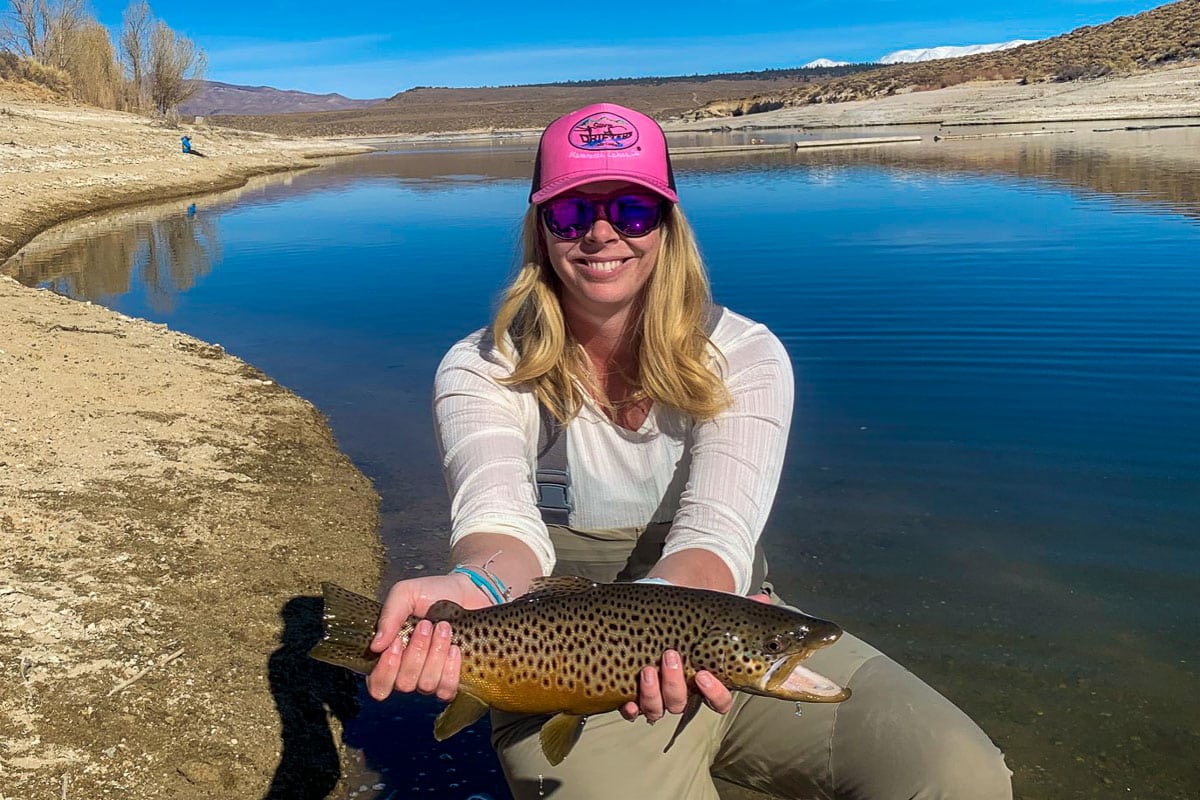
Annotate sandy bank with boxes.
[0,90,369,263]
[1,91,382,799]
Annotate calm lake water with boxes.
[6,125,1199,799]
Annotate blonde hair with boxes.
[491,203,730,423]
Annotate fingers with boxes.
[636,665,664,722]
[371,581,415,652]
[695,670,734,714]
[658,651,689,714]
[629,650,691,724]
[435,643,463,702]
[414,621,455,695]
[366,620,460,702]
[366,575,476,702]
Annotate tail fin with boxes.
[309,582,385,675]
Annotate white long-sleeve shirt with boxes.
[434,307,794,595]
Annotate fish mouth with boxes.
[761,653,850,702]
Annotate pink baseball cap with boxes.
[529,103,678,205]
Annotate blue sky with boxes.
[84,0,1171,98]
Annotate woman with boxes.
[366,103,1012,799]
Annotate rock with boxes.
[178,760,221,785]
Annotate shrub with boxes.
[0,50,72,94]
[1054,61,1113,82]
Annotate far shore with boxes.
[2,66,1198,799]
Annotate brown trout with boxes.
[311,576,849,765]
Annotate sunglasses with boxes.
[540,192,667,241]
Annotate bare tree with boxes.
[2,0,49,58]
[147,19,205,114]
[119,0,152,109]
[63,21,121,106]
[2,0,90,66]
[40,0,86,70]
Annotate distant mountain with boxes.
[179,80,382,117]
[879,40,1037,64]
[803,58,851,68]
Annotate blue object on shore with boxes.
[181,136,191,154]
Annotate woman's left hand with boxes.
[619,649,733,722]
[619,592,770,723]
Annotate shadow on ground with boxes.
[264,595,363,799]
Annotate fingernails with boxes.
[696,672,714,690]
[664,651,680,669]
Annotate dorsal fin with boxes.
[525,576,597,598]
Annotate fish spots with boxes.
[424,579,841,714]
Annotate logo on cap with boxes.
[570,112,639,151]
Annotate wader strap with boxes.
[535,405,571,526]
[533,304,726,530]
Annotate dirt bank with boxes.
[0,87,369,264]
[1,90,383,800]
[667,63,1200,131]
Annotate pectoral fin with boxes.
[539,713,587,766]
[664,693,703,753]
[433,692,489,741]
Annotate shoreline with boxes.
[1,93,383,800]
[0,93,371,265]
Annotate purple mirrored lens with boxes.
[542,197,595,240]
[542,194,664,240]
[610,195,662,237]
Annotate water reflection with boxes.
[781,124,1200,221]
[8,125,1199,300]
[3,195,228,312]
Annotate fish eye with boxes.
[762,634,788,654]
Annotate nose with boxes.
[806,618,843,647]
[582,205,619,244]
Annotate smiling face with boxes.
[541,180,664,324]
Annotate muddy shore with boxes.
[2,67,1199,799]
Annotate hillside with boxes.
[706,0,1200,115]
[178,80,382,117]
[206,68,880,138]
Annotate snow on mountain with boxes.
[877,40,1036,64]
[803,58,850,68]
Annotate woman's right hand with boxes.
[365,572,491,702]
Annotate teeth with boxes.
[586,260,622,273]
